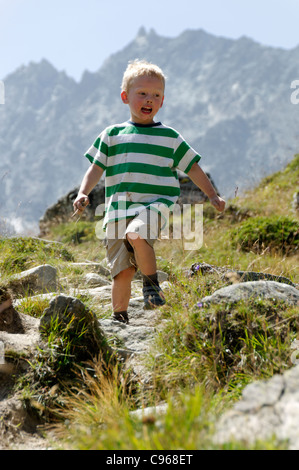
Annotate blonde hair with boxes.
[121,59,166,92]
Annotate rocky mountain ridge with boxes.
[1,27,299,233]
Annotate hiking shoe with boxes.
[112,311,129,324]
[143,284,166,309]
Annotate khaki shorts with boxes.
[105,209,161,278]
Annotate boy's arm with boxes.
[73,163,104,214]
[187,162,226,212]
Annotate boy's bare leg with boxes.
[112,266,136,313]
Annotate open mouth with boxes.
[141,107,152,114]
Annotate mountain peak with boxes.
[137,26,147,37]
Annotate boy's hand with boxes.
[73,194,89,216]
[209,194,226,212]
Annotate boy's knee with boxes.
[114,266,135,281]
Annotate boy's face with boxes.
[121,75,164,125]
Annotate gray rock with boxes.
[157,271,169,283]
[8,265,57,296]
[39,294,110,359]
[99,318,156,354]
[214,365,299,449]
[201,281,299,306]
[84,272,111,287]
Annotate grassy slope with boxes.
[1,154,298,450]
[154,154,298,284]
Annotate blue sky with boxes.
[0,0,299,81]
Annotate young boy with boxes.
[73,60,225,324]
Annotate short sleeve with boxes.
[173,134,201,174]
[84,130,108,170]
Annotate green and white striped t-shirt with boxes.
[85,121,201,228]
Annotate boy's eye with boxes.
[137,91,161,98]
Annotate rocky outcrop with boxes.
[39,183,105,236]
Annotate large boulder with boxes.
[201,281,299,306]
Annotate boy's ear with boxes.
[121,91,129,104]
